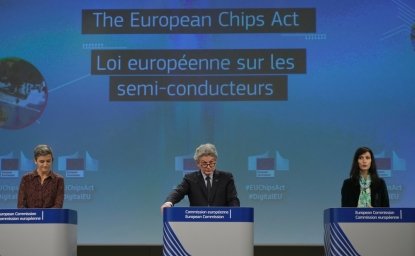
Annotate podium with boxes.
[163,207,254,256]
[324,208,415,256]
[0,209,77,256]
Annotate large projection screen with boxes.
[1,0,414,245]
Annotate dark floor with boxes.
[78,245,325,256]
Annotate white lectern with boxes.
[324,208,415,256]
[163,207,254,256]
[0,208,77,256]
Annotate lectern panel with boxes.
[0,209,77,256]
[163,207,254,256]
[324,208,415,256]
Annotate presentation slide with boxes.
[1,0,414,245]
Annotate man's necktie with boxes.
[206,176,211,198]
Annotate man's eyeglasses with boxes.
[200,162,216,168]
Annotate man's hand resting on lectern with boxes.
[160,202,173,214]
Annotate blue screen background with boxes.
[1,0,414,245]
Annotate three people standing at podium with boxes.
[161,143,240,211]
[17,144,64,208]
[341,146,389,207]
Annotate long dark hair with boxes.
[349,147,380,183]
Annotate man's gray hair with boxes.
[193,143,218,161]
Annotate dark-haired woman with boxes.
[341,147,389,207]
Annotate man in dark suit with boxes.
[161,143,240,211]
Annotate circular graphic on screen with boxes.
[0,57,48,129]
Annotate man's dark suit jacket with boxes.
[341,178,389,207]
[165,170,240,206]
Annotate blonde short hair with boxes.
[34,144,53,160]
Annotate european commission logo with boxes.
[57,151,98,178]
[0,151,34,178]
[248,150,289,178]
[375,150,406,178]
[175,154,197,175]
[0,150,99,179]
